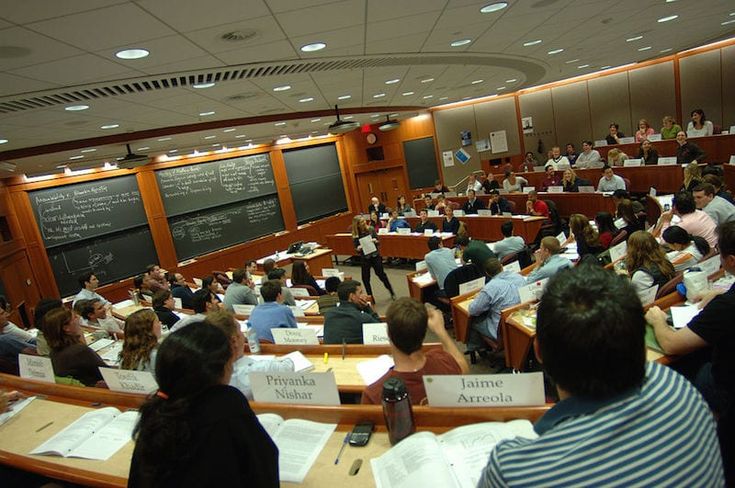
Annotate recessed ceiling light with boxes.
[402,91,415,96]
[81,148,96,153]
[168,149,178,153]
[137,147,150,151]
[65,105,89,111]
[69,155,84,160]
[273,85,291,92]
[223,128,236,132]
[157,137,172,141]
[373,93,386,98]
[275,122,286,126]
[577,64,590,68]
[565,58,581,64]
[471,79,484,84]
[385,78,400,84]
[626,35,643,42]
[100,124,119,129]
[199,111,215,116]
[115,48,149,59]
[423,95,434,99]
[192,82,215,89]
[496,86,506,90]
[235,134,247,138]
[480,2,508,13]
[547,48,564,55]
[505,78,517,83]
[722,19,735,26]
[450,39,472,47]
[730,12,735,16]
[204,135,217,139]
[0,139,7,144]
[300,42,326,52]
[421,78,434,83]
[638,46,652,51]
[658,14,678,22]
[337,95,351,100]
[310,118,321,122]
[523,39,542,46]
[299,97,314,102]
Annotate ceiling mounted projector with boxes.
[328,105,360,134]
[378,115,400,132]
[118,143,150,169]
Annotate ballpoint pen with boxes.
[334,432,350,465]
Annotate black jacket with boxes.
[462,198,486,214]
[323,302,381,344]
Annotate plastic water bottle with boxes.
[246,325,261,354]
[381,377,415,445]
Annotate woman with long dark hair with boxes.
[568,214,602,256]
[44,308,106,386]
[119,309,161,372]
[129,323,278,487]
[352,216,395,299]
[625,231,676,293]
[291,261,325,295]
[662,225,711,272]
[594,212,619,250]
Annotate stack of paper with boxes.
[357,355,394,385]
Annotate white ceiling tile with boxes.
[215,40,298,64]
[0,27,85,71]
[265,0,342,14]
[367,11,438,43]
[136,0,271,32]
[365,33,427,54]
[182,15,285,54]
[96,35,212,71]
[0,0,126,24]
[275,0,365,38]
[0,72,60,97]
[135,54,226,76]
[367,0,446,22]
[9,53,139,85]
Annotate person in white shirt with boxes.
[693,183,735,227]
[503,171,528,192]
[73,272,111,308]
[545,146,570,170]
[466,173,483,194]
[575,140,603,169]
[78,298,124,338]
[170,289,219,332]
[597,165,627,192]
[493,221,526,260]
[686,108,714,137]
[0,296,36,343]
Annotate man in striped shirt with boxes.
[479,264,724,487]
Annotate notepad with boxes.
[356,355,394,385]
[670,304,701,328]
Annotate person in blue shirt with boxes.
[387,209,410,232]
[248,280,297,342]
[424,236,458,295]
[525,236,572,283]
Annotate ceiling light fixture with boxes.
[274,122,286,126]
[626,35,643,42]
[658,14,678,22]
[204,135,217,139]
[439,96,449,100]
[137,147,150,151]
[69,155,84,160]
[523,40,542,46]
[299,97,314,102]
[480,2,508,13]
[192,82,215,89]
[722,19,735,26]
[565,58,581,64]
[100,124,119,129]
[65,105,89,111]
[273,85,291,92]
[577,64,590,68]
[81,148,96,153]
[0,139,8,144]
[378,115,400,132]
[158,137,172,141]
[450,39,472,47]
[496,86,506,90]
[328,105,360,134]
[638,46,652,51]
[373,93,386,98]
[421,78,434,83]
[600,65,612,69]
[423,95,434,99]
[548,48,564,54]
[300,42,326,52]
[471,79,484,84]
[505,78,517,83]
[115,48,149,59]
[402,91,415,96]
[223,128,236,132]
[385,78,400,84]
[337,95,351,100]
[310,118,321,122]
[199,111,215,116]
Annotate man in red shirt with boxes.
[361,298,469,405]
[526,190,550,218]
[540,165,561,191]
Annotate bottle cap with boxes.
[382,377,407,401]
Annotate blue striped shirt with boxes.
[479,362,724,487]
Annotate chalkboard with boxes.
[29,175,148,248]
[282,144,347,224]
[168,195,285,261]
[155,153,277,217]
[47,226,159,298]
[404,137,440,188]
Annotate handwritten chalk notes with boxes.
[271,327,319,345]
[423,372,545,407]
[362,323,389,344]
[98,368,158,394]
[19,354,55,383]
[250,372,340,405]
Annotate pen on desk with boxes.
[334,432,350,465]
[36,421,53,433]
[342,339,346,360]
[323,352,329,364]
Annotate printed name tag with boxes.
[618,137,635,144]
[454,209,465,216]
[477,209,492,216]
[522,186,536,193]
[647,134,662,141]
[594,139,608,147]
[233,304,255,315]
[378,227,389,235]
[99,367,158,394]
[288,305,306,317]
[250,372,340,405]
[290,287,310,297]
[504,261,521,273]
[555,231,566,243]
[658,156,677,166]
[427,210,439,217]
[519,278,548,303]
[423,372,545,407]
[424,229,434,236]
[459,277,485,296]
[397,227,411,235]
[362,323,389,344]
[547,186,563,193]
[624,159,642,167]
[19,354,55,383]
[322,269,344,281]
[271,327,319,345]
[578,186,594,193]
[415,260,427,272]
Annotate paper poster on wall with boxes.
[475,139,491,152]
[490,130,508,153]
[442,150,455,167]
[455,148,471,165]
[522,116,534,134]
[460,130,472,147]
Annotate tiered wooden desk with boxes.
[256,247,335,273]
[325,233,455,260]
[398,215,545,242]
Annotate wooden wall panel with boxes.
[519,90,555,161]
[680,49,722,127]
[474,97,521,158]
[721,45,735,129]
[588,72,632,139]
[628,61,677,132]
[551,81,591,150]
[433,105,479,185]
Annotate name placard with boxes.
[658,156,677,166]
[476,209,491,217]
[290,287,310,297]
[578,186,595,193]
[378,227,389,235]
[427,210,439,217]
[397,227,411,235]
[424,229,434,236]
[233,304,255,315]
[547,186,563,193]
[648,133,662,142]
[729,155,735,165]
[19,354,55,383]
[322,268,344,281]
[250,371,340,405]
[362,322,389,344]
[459,277,485,296]
[519,278,548,303]
[624,158,642,167]
[423,372,545,407]
[454,209,465,216]
[504,261,521,273]
[522,186,536,193]
[271,327,319,345]
[288,305,306,317]
[618,136,635,144]
[594,139,608,147]
[99,367,158,394]
[415,260,427,272]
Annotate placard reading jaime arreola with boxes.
[250,371,340,405]
[422,372,545,407]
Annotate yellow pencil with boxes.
[323,352,329,364]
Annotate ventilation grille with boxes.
[0,55,545,114]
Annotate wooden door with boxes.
[355,172,383,213]
[0,250,42,328]
[355,168,408,212]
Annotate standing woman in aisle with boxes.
[129,323,278,487]
[352,216,395,299]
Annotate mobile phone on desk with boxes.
[349,422,374,446]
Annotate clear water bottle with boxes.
[381,377,415,445]
[246,324,260,354]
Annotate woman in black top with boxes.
[291,261,326,295]
[152,289,180,330]
[352,216,395,299]
[200,275,222,304]
[569,214,603,256]
[129,323,279,487]
[561,169,580,192]
[44,308,105,386]
[638,140,659,165]
[442,206,460,234]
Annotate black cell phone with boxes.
[349,422,374,446]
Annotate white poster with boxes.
[522,116,534,134]
[490,130,508,153]
[442,150,455,167]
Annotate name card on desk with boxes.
[459,277,485,295]
[477,209,492,216]
[618,137,635,144]
[504,261,521,273]
[454,209,465,216]
[609,241,627,263]
[396,227,411,235]
[288,305,306,317]
[233,304,255,315]
[729,155,735,165]
[250,372,340,405]
[19,354,55,383]
[648,133,662,141]
[378,227,389,235]
[547,186,563,193]
[271,327,319,345]
[555,231,566,243]
[416,260,427,272]
[322,268,344,281]
[522,186,536,193]
[423,372,545,407]
[624,158,642,167]
[594,139,608,147]
[519,278,548,303]
[99,368,158,394]
[290,287,311,298]
[427,210,439,217]
[658,156,677,166]
[362,322,389,344]
[578,186,594,193]
[424,229,434,236]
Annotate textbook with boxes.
[371,420,537,488]
[256,414,337,483]
[30,407,138,461]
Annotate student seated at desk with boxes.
[526,237,573,283]
[595,211,619,250]
[493,221,525,260]
[323,280,380,344]
[662,225,710,272]
[78,298,125,338]
[133,274,153,302]
[361,299,468,405]
[317,277,341,313]
[442,206,460,234]
[545,147,569,170]
[612,189,644,215]
[130,323,279,487]
[120,309,161,373]
[423,194,435,211]
[223,268,259,312]
[249,280,297,343]
[169,272,195,309]
[291,261,326,295]
[73,272,111,308]
[152,290,180,331]
[487,189,512,215]
[462,190,485,215]
[170,289,219,332]
[615,199,645,240]
[267,268,296,306]
[396,195,413,215]
[425,236,458,298]
[540,165,561,191]
[434,194,448,215]
[525,190,549,218]
[262,258,277,277]
[200,275,223,305]
[414,209,438,233]
[568,214,603,257]
[481,264,724,487]
[597,165,626,192]
[693,183,735,227]
[388,209,410,233]
[574,141,602,169]
[0,333,34,368]
[145,264,170,294]
[457,235,496,266]
[205,310,294,400]
[44,308,105,386]
[652,191,718,248]
[625,231,676,294]
[31,298,62,357]
[468,258,525,349]
[503,171,528,193]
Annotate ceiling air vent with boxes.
[220,29,260,42]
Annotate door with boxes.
[355,168,409,212]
